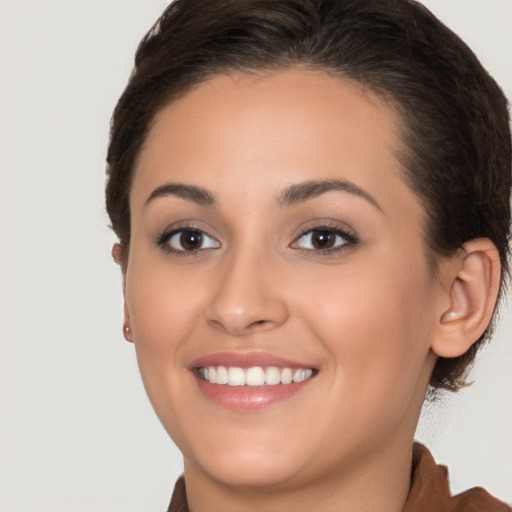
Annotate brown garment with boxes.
[403,443,511,512]
[166,443,511,511]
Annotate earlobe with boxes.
[431,238,501,358]
[123,324,134,342]
[112,243,123,265]
[122,300,134,343]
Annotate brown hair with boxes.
[106,0,511,392]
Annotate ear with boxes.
[122,303,134,343]
[111,242,124,266]
[112,243,134,343]
[431,238,501,358]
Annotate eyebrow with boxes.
[144,178,383,212]
[145,183,215,207]
[278,179,383,212]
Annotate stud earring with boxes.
[124,326,131,333]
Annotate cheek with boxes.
[298,258,436,393]
[307,289,433,451]
[123,256,208,414]
[126,258,202,348]
[124,258,204,436]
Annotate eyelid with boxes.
[292,219,357,241]
[153,219,358,257]
[290,221,359,254]
[154,223,221,255]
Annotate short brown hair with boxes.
[106,0,511,392]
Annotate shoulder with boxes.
[403,443,511,511]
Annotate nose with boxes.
[204,248,289,336]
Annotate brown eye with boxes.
[310,230,336,249]
[293,227,355,253]
[164,229,220,253]
[180,230,203,250]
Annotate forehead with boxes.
[131,68,414,215]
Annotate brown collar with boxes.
[167,476,188,512]
[403,443,511,511]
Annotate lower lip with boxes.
[194,374,315,411]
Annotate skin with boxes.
[116,69,500,512]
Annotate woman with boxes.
[105,0,511,510]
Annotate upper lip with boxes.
[190,351,316,370]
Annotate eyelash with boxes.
[154,224,358,257]
[155,227,220,256]
[292,225,358,255]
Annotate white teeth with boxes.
[216,366,228,385]
[280,367,293,385]
[293,369,303,382]
[265,366,281,385]
[293,368,313,383]
[200,366,315,386]
[228,367,246,386]
[246,367,265,386]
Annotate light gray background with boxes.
[0,1,511,510]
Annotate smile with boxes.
[198,366,314,386]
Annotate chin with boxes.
[192,451,305,489]
[179,428,315,490]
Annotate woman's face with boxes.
[124,69,442,489]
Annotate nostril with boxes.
[247,319,273,331]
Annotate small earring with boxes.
[124,326,131,333]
